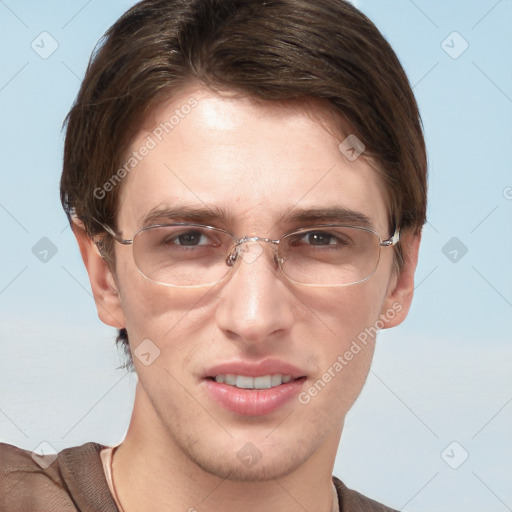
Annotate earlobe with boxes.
[71,218,126,329]
[380,229,422,329]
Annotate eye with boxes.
[169,230,210,246]
[303,231,340,246]
[142,226,226,252]
[290,230,350,248]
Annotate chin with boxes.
[186,443,308,482]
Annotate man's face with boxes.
[104,86,407,480]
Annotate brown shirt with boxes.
[0,442,398,511]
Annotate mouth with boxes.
[208,373,301,389]
[203,360,307,416]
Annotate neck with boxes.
[112,385,341,512]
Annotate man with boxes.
[0,0,426,510]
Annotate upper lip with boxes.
[204,358,306,379]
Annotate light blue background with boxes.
[0,1,511,511]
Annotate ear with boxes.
[380,229,422,329]
[71,218,126,329]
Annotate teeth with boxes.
[225,374,236,386]
[236,375,254,389]
[213,374,294,389]
[271,374,282,387]
[254,375,272,389]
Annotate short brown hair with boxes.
[61,0,427,367]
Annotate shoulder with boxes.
[333,476,399,512]
[0,442,77,511]
[0,442,114,512]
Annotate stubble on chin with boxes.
[178,438,310,482]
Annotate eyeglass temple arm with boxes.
[90,217,133,245]
[380,226,400,247]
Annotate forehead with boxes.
[117,86,390,235]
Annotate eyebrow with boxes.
[141,204,374,230]
[284,206,374,229]
[141,205,235,228]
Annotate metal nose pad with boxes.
[226,248,237,267]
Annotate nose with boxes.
[215,240,294,347]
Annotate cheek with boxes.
[292,287,381,429]
[118,280,220,397]
[300,279,386,345]
[297,280,389,397]
[114,249,215,346]
[122,286,213,343]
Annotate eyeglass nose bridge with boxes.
[226,236,284,267]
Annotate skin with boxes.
[74,86,420,512]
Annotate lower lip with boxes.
[204,378,306,416]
